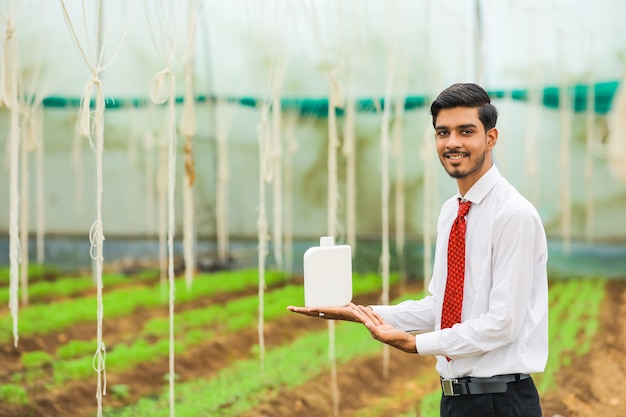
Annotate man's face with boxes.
[434,106,497,189]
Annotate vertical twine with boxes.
[0,20,15,108]
[283,111,298,275]
[34,107,45,263]
[143,130,156,237]
[19,109,33,306]
[392,98,406,286]
[342,97,356,254]
[379,103,391,380]
[6,16,20,348]
[327,71,342,238]
[180,0,199,291]
[150,69,176,314]
[559,85,572,254]
[149,67,177,417]
[421,124,437,291]
[181,66,196,290]
[256,103,272,374]
[327,69,344,417]
[58,2,131,413]
[157,139,168,293]
[271,85,284,270]
[85,75,107,417]
[584,46,595,242]
[215,99,231,265]
[380,8,400,378]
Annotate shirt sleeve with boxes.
[371,295,437,333]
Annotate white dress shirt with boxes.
[372,164,548,379]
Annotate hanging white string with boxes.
[271,68,285,270]
[215,99,233,266]
[327,67,344,417]
[392,97,406,286]
[246,0,290,376]
[149,64,178,416]
[4,12,21,348]
[326,68,343,237]
[143,129,156,237]
[34,107,45,263]
[180,1,200,291]
[342,97,356,254]
[58,1,132,414]
[19,108,36,306]
[86,75,107,417]
[380,0,403,379]
[14,0,51,305]
[144,1,190,412]
[149,62,178,417]
[165,72,177,417]
[584,37,596,242]
[157,138,168,294]
[390,4,410,289]
[256,103,272,374]
[379,103,391,379]
[283,110,299,275]
[559,84,572,254]
[307,3,345,414]
[421,123,437,291]
[0,12,15,108]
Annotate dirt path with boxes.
[540,280,626,417]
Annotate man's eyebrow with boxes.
[435,123,478,130]
[458,123,478,129]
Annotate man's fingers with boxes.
[287,306,319,317]
[355,304,384,326]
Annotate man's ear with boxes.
[486,127,498,150]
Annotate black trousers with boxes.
[440,376,542,417]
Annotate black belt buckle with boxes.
[441,379,459,396]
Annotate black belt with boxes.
[440,373,530,396]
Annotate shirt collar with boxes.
[456,164,501,205]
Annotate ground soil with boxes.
[1,278,625,417]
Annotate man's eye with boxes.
[437,131,448,136]
[462,130,474,135]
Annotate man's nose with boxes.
[446,132,462,148]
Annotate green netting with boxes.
[40,80,618,115]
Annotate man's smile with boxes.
[444,152,468,160]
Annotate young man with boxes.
[288,83,548,417]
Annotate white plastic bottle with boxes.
[303,236,352,307]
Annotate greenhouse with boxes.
[0,1,625,416]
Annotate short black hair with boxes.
[430,83,498,130]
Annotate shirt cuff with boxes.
[414,331,441,355]
[370,305,396,327]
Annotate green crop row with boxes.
[0,272,135,306]
[0,263,59,286]
[102,290,423,417]
[534,278,606,393]
[12,272,398,389]
[0,268,289,343]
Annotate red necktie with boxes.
[441,199,472,331]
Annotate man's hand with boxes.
[286,304,358,322]
[350,303,418,354]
